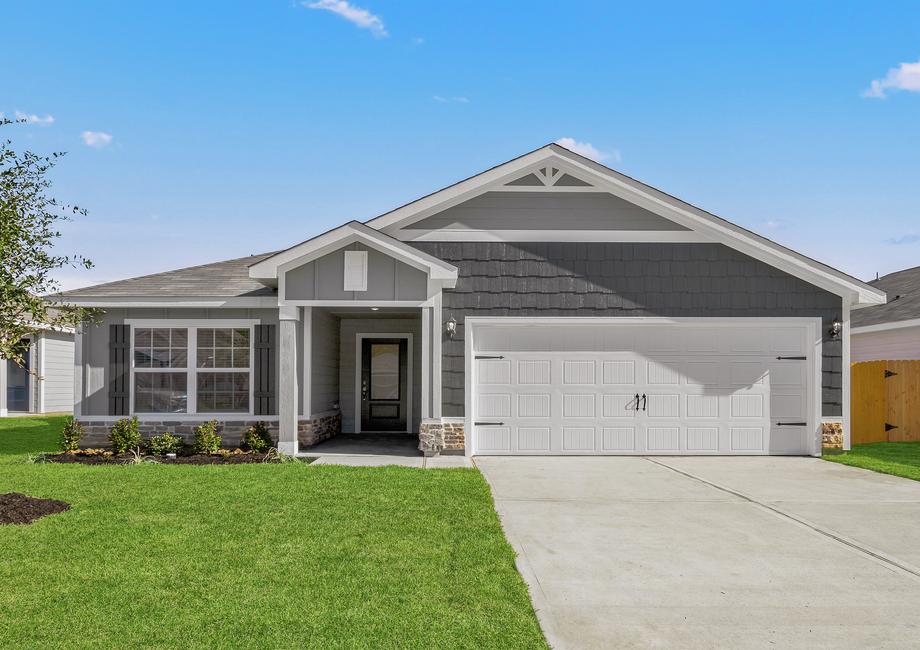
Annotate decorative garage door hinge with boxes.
[776,356,806,360]
[475,355,505,360]
[885,369,898,378]
[885,423,899,431]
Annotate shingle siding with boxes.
[410,242,843,418]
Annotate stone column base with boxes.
[298,410,342,450]
[419,418,466,457]
[821,421,844,448]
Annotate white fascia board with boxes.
[363,144,884,306]
[250,221,458,284]
[398,229,712,243]
[55,296,278,308]
[851,317,920,335]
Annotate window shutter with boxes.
[108,324,130,416]
[343,250,368,291]
[253,324,277,416]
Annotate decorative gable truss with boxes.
[503,165,594,189]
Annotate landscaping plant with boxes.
[108,416,141,454]
[145,432,183,456]
[193,420,221,454]
[243,421,272,453]
[58,417,84,452]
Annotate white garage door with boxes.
[471,320,818,456]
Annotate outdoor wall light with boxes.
[446,315,457,338]
[829,317,842,340]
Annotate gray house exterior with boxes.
[59,144,884,456]
[1,326,75,418]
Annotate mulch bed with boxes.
[0,493,71,525]
[42,451,298,465]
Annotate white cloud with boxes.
[81,131,113,148]
[763,218,792,231]
[555,137,619,163]
[433,95,469,104]
[411,36,425,45]
[886,233,920,245]
[863,58,920,98]
[14,110,55,126]
[304,0,387,38]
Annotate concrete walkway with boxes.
[477,456,920,649]
[304,434,472,468]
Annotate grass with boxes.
[0,416,546,649]
[824,441,920,482]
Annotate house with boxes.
[1,325,75,417]
[851,266,920,362]
[56,144,885,456]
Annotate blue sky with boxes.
[3,1,920,290]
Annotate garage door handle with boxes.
[776,421,807,426]
[475,421,505,426]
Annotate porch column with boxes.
[278,305,300,454]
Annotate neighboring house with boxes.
[851,266,920,362]
[0,325,75,417]
[56,144,885,456]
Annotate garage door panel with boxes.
[473,322,814,456]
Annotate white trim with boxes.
[842,304,852,451]
[303,306,312,418]
[282,300,431,308]
[464,316,823,458]
[432,293,442,419]
[127,319,258,418]
[354,332,414,434]
[364,145,883,306]
[421,307,430,419]
[58,297,278,308]
[38,334,46,414]
[396,230,712,243]
[250,221,458,283]
[851,317,920,335]
[73,326,83,417]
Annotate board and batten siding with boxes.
[409,191,691,232]
[78,308,282,417]
[409,241,844,418]
[852,325,920,362]
[285,242,428,302]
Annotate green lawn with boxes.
[0,416,546,649]
[824,441,920,482]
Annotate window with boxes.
[196,328,250,413]
[133,328,189,413]
[131,324,253,415]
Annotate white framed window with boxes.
[128,320,257,416]
[343,250,368,291]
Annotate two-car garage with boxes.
[467,319,821,456]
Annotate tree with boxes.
[0,117,94,365]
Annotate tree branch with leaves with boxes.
[1,117,95,365]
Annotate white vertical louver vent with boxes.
[343,250,368,292]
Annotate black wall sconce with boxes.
[446,315,457,338]
[829,317,842,340]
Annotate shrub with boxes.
[145,432,184,456]
[243,422,272,453]
[193,420,221,454]
[59,417,84,452]
[109,417,141,454]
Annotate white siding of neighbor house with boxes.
[852,325,920,362]
[39,331,75,413]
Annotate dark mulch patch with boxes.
[42,452,302,465]
[0,493,71,525]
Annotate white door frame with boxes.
[465,316,823,457]
[354,332,414,433]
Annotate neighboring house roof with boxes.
[367,143,885,307]
[248,221,458,285]
[55,252,278,304]
[852,265,920,331]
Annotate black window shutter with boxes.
[108,324,130,416]
[253,324,277,416]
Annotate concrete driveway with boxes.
[477,456,920,649]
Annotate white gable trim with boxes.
[365,145,884,306]
[249,221,458,285]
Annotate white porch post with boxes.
[0,353,7,417]
[421,306,431,419]
[278,305,300,454]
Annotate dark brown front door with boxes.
[360,338,408,432]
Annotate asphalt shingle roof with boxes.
[55,252,278,298]
[852,266,920,328]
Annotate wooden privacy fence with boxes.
[851,360,920,444]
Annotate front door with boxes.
[360,338,408,432]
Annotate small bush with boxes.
[109,417,141,454]
[59,417,84,452]
[243,422,272,453]
[145,432,184,456]
[193,420,221,454]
